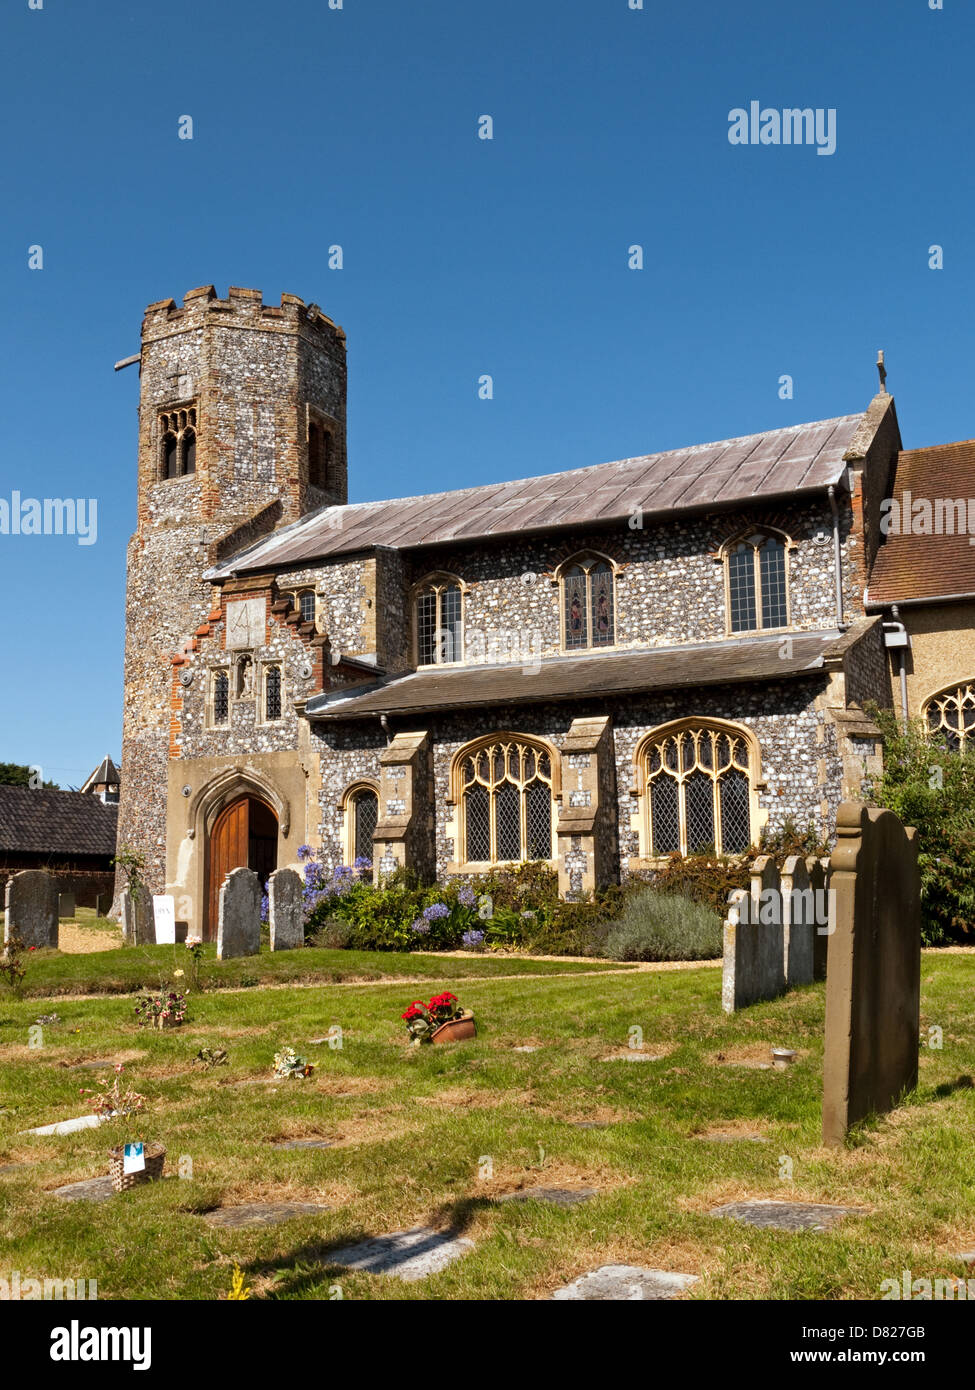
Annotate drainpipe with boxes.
[884,605,910,730]
[380,714,391,746]
[827,485,845,629]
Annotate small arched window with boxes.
[559,554,616,651]
[415,576,463,665]
[638,721,756,858]
[297,591,316,625]
[162,433,179,480]
[344,786,379,865]
[456,736,556,865]
[181,428,196,475]
[308,423,323,488]
[724,532,789,633]
[923,681,975,753]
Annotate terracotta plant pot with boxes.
[431,1016,477,1044]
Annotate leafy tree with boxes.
[866,706,975,944]
[0,763,58,789]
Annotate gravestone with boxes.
[711,1199,865,1231]
[721,856,785,1012]
[552,1266,699,1301]
[54,1176,115,1203]
[203,1202,328,1229]
[58,892,76,921]
[822,802,921,1146]
[120,886,154,945]
[268,867,304,951]
[217,867,261,960]
[4,870,58,949]
[497,1187,596,1207]
[95,893,111,918]
[781,855,814,987]
[327,1227,474,1281]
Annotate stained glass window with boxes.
[415,579,463,665]
[727,532,788,632]
[644,724,753,856]
[560,555,615,651]
[459,738,555,864]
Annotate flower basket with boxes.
[154,1015,182,1030]
[431,1015,477,1044]
[108,1143,166,1193]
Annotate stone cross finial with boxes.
[876,349,887,393]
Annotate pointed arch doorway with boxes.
[205,795,278,941]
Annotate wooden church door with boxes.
[206,796,277,940]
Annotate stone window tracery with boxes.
[637,721,757,857]
[454,735,556,865]
[923,681,975,752]
[159,405,197,480]
[723,530,790,633]
[414,575,464,666]
[557,553,616,651]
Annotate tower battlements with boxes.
[141,285,346,350]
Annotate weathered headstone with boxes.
[552,1266,699,1301]
[4,870,58,949]
[202,1202,328,1228]
[823,800,917,1145]
[58,892,76,921]
[268,867,304,951]
[781,855,814,987]
[711,1199,865,1231]
[327,1227,475,1281]
[120,886,154,945]
[822,802,921,1146]
[95,893,111,918]
[722,856,785,1012]
[217,866,261,960]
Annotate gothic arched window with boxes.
[264,665,283,722]
[923,681,975,753]
[343,784,379,865]
[414,575,464,666]
[211,670,229,727]
[558,554,616,651]
[162,433,179,480]
[637,721,757,858]
[724,531,790,633]
[181,428,196,475]
[159,405,198,480]
[455,736,556,865]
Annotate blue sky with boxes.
[0,0,970,785]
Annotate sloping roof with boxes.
[80,755,120,792]
[304,631,842,721]
[208,413,865,577]
[0,787,118,858]
[868,439,975,605]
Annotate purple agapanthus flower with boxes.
[457,886,477,907]
[461,929,486,948]
[423,902,449,921]
[411,918,431,935]
[296,844,314,861]
[260,892,269,924]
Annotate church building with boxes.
[117,285,904,939]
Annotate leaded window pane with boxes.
[416,590,437,665]
[525,780,551,860]
[651,777,680,855]
[495,781,521,861]
[590,562,614,646]
[685,771,715,853]
[353,791,378,862]
[265,666,282,721]
[299,591,316,624]
[465,783,490,861]
[163,434,179,480]
[564,567,588,649]
[720,768,751,854]
[440,585,462,662]
[728,544,757,632]
[213,672,229,726]
[759,538,787,627]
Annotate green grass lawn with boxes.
[1,951,973,1300]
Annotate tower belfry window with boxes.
[159,405,198,480]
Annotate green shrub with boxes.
[603,889,723,962]
[757,818,830,859]
[866,706,975,944]
[646,853,750,917]
[309,916,356,950]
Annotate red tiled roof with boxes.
[868,439,975,605]
[208,414,865,576]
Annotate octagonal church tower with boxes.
[116,286,347,898]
